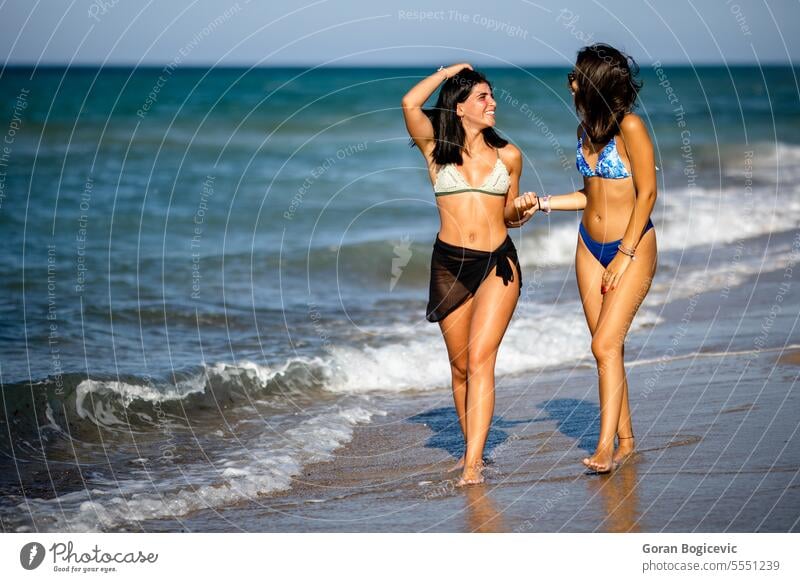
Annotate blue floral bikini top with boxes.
[576,129,631,179]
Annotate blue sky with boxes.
[1,0,797,67]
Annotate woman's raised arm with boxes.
[401,63,472,152]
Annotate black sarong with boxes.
[426,234,522,323]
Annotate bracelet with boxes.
[540,194,552,214]
[618,243,636,259]
[437,65,448,80]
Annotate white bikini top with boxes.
[433,149,510,197]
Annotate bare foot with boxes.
[613,435,635,465]
[582,442,615,474]
[450,455,491,472]
[455,461,485,486]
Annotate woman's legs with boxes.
[459,260,521,484]
[438,296,474,467]
[577,228,657,472]
[576,237,635,463]
[614,345,635,464]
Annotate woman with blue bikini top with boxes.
[574,126,654,268]
[516,43,658,475]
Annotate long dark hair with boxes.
[411,68,507,165]
[573,43,642,144]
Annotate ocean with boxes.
[0,64,798,532]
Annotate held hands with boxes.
[506,207,536,227]
[506,192,538,227]
[514,192,539,214]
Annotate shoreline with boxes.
[143,342,798,532]
[139,229,800,532]
[5,228,796,533]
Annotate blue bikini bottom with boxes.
[579,219,654,268]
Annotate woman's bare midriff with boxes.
[581,177,639,242]
[435,193,508,250]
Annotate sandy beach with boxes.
[137,228,800,533]
[1,63,798,534]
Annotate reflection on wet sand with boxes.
[463,483,508,532]
[586,457,642,532]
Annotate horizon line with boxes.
[3,61,796,69]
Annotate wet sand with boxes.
[778,349,800,367]
[139,232,800,533]
[139,347,798,532]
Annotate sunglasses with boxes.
[567,70,576,88]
